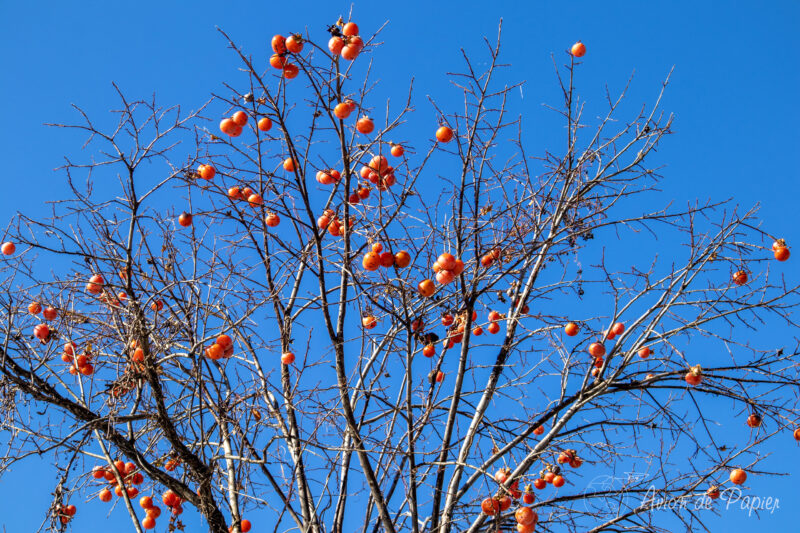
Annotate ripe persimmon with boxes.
[283,64,299,79]
[220,118,238,136]
[774,246,790,261]
[257,117,272,131]
[178,212,193,227]
[571,41,586,57]
[729,468,747,485]
[1,242,15,255]
[271,35,286,54]
[588,342,606,358]
[564,322,579,336]
[265,213,280,227]
[362,315,377,329]
[99,489,112,502]
[435,126,453,143]
[44,306,58,320]
[515,506,537,526]
[270,54,288,69]
[638,346,651,359]
[281,352,295,365]
[390,144,404,157]
[283,158,296,172]
[328,36,344,55]
[334,102,352,119]
[247,194,263,207]
[746,414,762,428]
[481,497,500,515]
[394,251,411,268]
[356,116,374,134]
[418,279,435,297]
[342,22,359,36]
[611,322,625,336]
[732,270,748,286]
[28,302,42,315]
[198,164,216,180]
[285,34,303,53]
[142,516,156,530]
[232,111,248,127]
[86,274,105,294]
[362,252,380,271]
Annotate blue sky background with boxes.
[1,1,798,531]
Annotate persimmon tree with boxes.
[0,16,798,533]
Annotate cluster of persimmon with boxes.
[270,33,304,79]
[327,20,364,61]
[362,242,411,271]
[56,503,77,525]
[204,334,235,360]
[62,341,94,376]
[360,154,398,191]
[480,468,541,532]
[432,252,464,285]
[317,209,353,237]
[479,247,502,268]
[92,461,145,503]
[227,182,266,210]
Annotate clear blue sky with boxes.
[1,1,798,531]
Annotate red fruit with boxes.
[162,490,178,508]
[422,344,435,358]
[685,370,703,386]
[334,102,352,119]
[43,306,58,320]
[271,35,286,54]
[638,347,651,359]
[86,274,105,294]
[283,64,299,79]
[435,371,444,383]
[99,489,112,502]
[362,315,377,330]
[34,323,49,340]
[342,22,359,36]
[746,414,762,428]
[487,322,500,334]
[285,35,303,54]
[178,212,193,227]
[281,352,295,365]
[533,478,546,490]
[390,144,404,157]
[729,469,747,485]
[220,118,238,136]
[328,36,345,55]
[564,322,579,336]
[356,116,374,134]
[481,497,500,516]
[611,322,625,336]
[436,126,453,143]
[28,301,42,315]
[265,213,281,227]
[240,519,252,533]
[774,247,790,261]
[142,516,156,530]
[257,117,273,132]
[270,54,288,69]
[341,45,360,60]
[571,41,586,57]
[515,506,537,526]
[232,111,248,127]
[588,342,606,358]
[552,475,565,488]
[732,270,748,286]
[1,242,15,255]
[198,164,216,180]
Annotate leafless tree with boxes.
[0,16,798,533]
